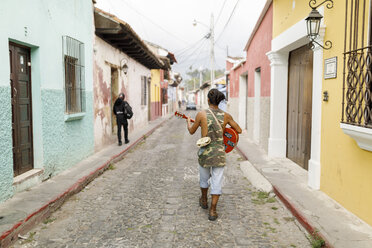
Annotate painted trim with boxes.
[254,69,261,143]
[239,75,248,129]
[64,112,86,122]
[266,51,288,158]
[267,13,325,189]
[341,123,372,152]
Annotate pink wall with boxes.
[228,63,245,98]
[228,4,273,98]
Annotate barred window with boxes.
[63,36,85,114]
[141,76,147,106]
[342,0,372,128]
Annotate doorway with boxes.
[239,74,248,129]
[287,45,313,170]
[254,68,261,143]
[9,43,34,177]
[111,67,118,134]
[147,78,151,121]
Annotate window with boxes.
[63,36,85,114]
[164,70,169,80]
[141,76,147,105]
[342,0,372,128]
[161,88,168,104]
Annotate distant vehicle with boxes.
[186,102,197,110]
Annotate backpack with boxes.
[124,101,133,119]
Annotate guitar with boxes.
[175,111,239,153]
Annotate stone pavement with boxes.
[236,134,372,248]
[0,116,169,248]
[11,115,310,248]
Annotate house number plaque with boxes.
[324,57,337,79]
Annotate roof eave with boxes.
[94,8,163,69]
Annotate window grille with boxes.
[342,0,372,128]
[63,36,85,114]
[141,76,147,105]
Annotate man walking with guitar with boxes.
[186,89,242,221]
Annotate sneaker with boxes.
[118,141,122,146]
[125,140,130,144]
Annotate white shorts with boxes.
[199,166,224,195]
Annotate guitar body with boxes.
[224,128,239,153]
[175,111,239,153]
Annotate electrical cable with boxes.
[177,39,208,64]
[215,0,240,43]
[183,40,210,67]
[118,0,190,45]
[175,37,207,57]
[177,38,207,61]
[215,0,227,27]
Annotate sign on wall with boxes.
[324,57,337,79]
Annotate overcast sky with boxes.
[95,0,267,79]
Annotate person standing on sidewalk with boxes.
[186,88,242,221]
[113,93,132,146]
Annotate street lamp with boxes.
[193,14,215,87]
[306,0,333,50]
[120,58,129,75]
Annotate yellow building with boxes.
[270,0,372,226]
[150,69,162,121]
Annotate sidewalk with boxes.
[236,133,372,248]
[0,116,170,248]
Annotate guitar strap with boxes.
[207,109,223,132]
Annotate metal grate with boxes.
[342,0,372,128]
[63,36,85,114]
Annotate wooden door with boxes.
[287,45,313,170]
[9,43,34,176]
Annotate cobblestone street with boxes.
[13,116,311,248]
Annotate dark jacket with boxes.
[113,98,127,123]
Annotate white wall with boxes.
[94,37,151,150]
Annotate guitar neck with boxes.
[175,111,195,122]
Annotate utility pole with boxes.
[210,13,215,88]
[199,67,203,108]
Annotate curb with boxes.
[235,147,332,248]
[0,118,168,248]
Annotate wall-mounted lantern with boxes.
[120,58,129,75]
[306,0,334,50]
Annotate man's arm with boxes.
[187,111,202,135]
[226,113,242,134]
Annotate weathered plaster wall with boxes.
[0,86,13,201]
[94,36,151,151]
